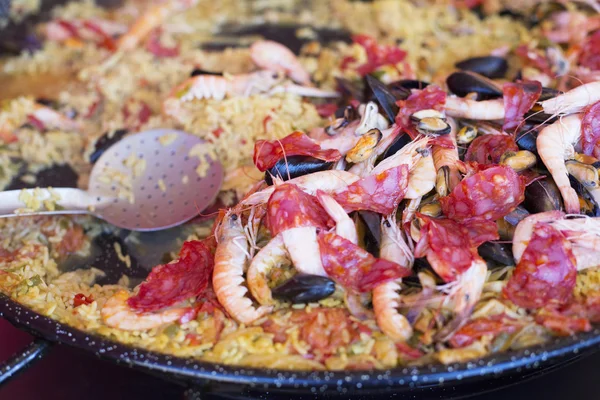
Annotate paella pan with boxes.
[2,0,600,394]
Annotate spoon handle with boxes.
[0,188,107,217]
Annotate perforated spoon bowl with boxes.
[0,129,224,231]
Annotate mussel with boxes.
[265,155,333,185]
[88,129,128,164]
[190,68,222,77]
[272,275,336,304]
[389,79,430,91]
[456,125,478,145]
[366,75,400,122]
[523,176,563,213]
[355,102,389,135]
[499,150,537,172]
[566,160,599,189]
[498,206,530,241]
[379,132,412,162]
[326,105,357,136]
[336,77,365,103]
[523,87,562,125]
[446,71,503,100]
[411,109,451,136]
[478,242,514,267]
[346,128,383,163]
[516,130,539,155]
[355,210,381,256]
[455,56,508,79]
[569,174,600,217]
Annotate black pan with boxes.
[1,1,600,397]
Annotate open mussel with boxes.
[379,132,412,162]
[455,56,508,79]
[456,125,478,145]
[389,79,430,91]
[365,75,400,122]
[478,242,514,267]
[265,155,333,185]
[499,150,537,172]
[446,71,502,100]
[272,275,336,304]
[326,105,357,136]
[346,128,383,163]
[567,160,600,216]
[88,129,128,164]
[523,87,562,125]
[523,176,563,213]
[569,174,600,217]
[354,210,381,256]
[498,206,530,241]
[411,109,451,136]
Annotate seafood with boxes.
[539,82,600,116]
[405,152,436,199]
[213,211,272,324]
[250,40,311,86]
[445,97,505,120]
[102,290,188,331]
[317,191,358,244]
[372,216,414,341]
[432,117,461,194]
[116,0,199,51]
[536,114,583,213]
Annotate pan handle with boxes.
[0,339,52,386]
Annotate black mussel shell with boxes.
[336,77,365,103]
[190,68,222,77]
[539,87,562,101]
[389,79,430,92]
[478,242,514,267]
[272,275,336,304]
[570,174,600,217]
[455,56,508,79]
[524,177,563,213]
[516,130,538,155]
[6,163,78,190]
[265,155,333,185]
[366,75,400,123]
[446,71,502,100]
[89,129,128,164]
[356,210,381,256]
[379,132,412,162]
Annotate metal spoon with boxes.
[0,129,223,231]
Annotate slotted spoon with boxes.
[0,129,223,231]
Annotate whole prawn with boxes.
[536,114,583,214]
[101,290,188,331]
[213,210,272,324]
[539,81,600,116]
[372,215,414,342]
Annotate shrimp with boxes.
[101,290,188,331]
[432,117,461,195]
[250,40,311,86]
[30,104,81,131]
[539,82,600,116]
[373,215,414,341]
[536,114,583,214]
[512,210,565,263]
[405,152,436,200]
[213,211,272,324]
[550,216,600,270]
[116,0,199,52]
[445,97,505,120]
[371,136,430,176]
[316,191,358,244]
[240,170,360,207]
[247,226,325,306]
[544,11,600,45]
[436,259,488,340]
[163,71,338,120]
